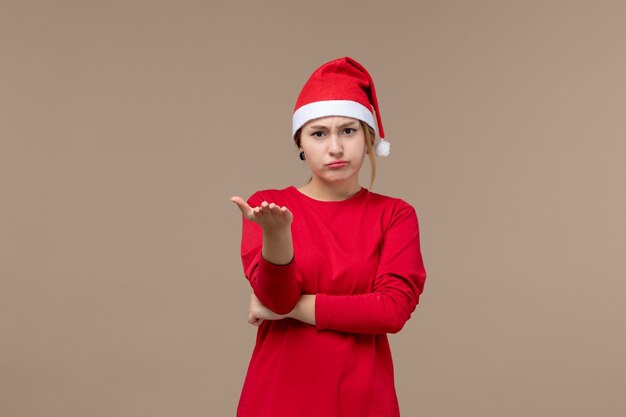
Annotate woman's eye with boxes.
[312,131,325,138]
[343,128,356,134]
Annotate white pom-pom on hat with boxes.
[375,138,391,157]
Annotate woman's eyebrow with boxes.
[339,121,359,127]
[307,121,359,130]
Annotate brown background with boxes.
[1,1,625,416]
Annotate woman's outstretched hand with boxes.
[230,195,294,265]
[230,196,293,231]
[248,293,287,326]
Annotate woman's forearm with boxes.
[287,294,316,325]
[261,226,294,265]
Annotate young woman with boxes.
[231,57,427,417]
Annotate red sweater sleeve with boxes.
[315,201,426,334]
[239,192,302,314]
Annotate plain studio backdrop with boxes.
[1,1,624,416]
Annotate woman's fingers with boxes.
[248,311,259,325]
[231,197,293,227]
[230,196,253,219]
[248,294,265,326]
[248,313,263,326]
[230,197,271,218]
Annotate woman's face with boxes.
[299,116,367,187]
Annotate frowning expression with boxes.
[299,116,367,186]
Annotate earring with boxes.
[299,151,306,161]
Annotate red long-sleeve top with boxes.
[237,186,426,417]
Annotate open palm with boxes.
[230,196,293,231]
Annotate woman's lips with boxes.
[326,161,348,168]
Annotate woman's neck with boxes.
[297,178,362,201]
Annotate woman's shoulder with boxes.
[364,189,416,212]
[364,190,422,232]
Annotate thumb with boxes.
[230,196,252,218]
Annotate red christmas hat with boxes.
[292,57,391,157]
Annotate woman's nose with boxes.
[328,134,343,154]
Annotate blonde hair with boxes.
[294,120,377,188]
